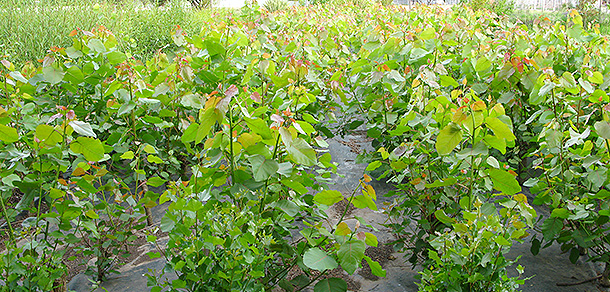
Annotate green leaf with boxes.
[425,178,457,188]
[587,167,607,190]
[530,81,555,105]
[0,124,18,143]
[588,71,604,84]
[541,217,562,242]
[160,217,175,233]
[76,178,98,194]
[117,101,136,116]
[475,56,491,72]
[595,121,610,139]
[2,174,21,188]
[88,39,106,53]
[365,161,382,171]
[249,155,279,181]
[282,131,316,166]
[364,232,378,247]
[181,123,199,144]
[144,145,156,154]
[42,66,65,84]
[364,255,386,277]
[551,208,570,219]
[245,118,273,140]
[485,117,515,141]
[205,40,226,56]
[275,199,299,217]
[436,122,462,155]
[488,169,521,195]
[434,209,456,224]
[147,155,164,164]
[295,121,316,135]
[35,124,62,145]
[181,94,203,109]
[70,137,104,161]
[337,240,365,274]
[483,135,507,154]
[314,190,343,206]
[439,75,459,87]
[65,66,84,84]
[335,222,351,236]
[196,108,219,144]
[569,247,580,264]
[85,209,99,219]
[147,177,166,188]
[352,195,378,211]
[591,189,610,199]
[313,278,347,292]
[281,180,308,194]
[69,121,96,138]
[121,151,135,160]
[107,51,126,65]
[303,248,338,271]
[559,72,577,89]
[494,236,511,246]
[531,237,541,256]
[420,27,436,40]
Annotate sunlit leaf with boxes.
[436,122,462,155]
[488,168,521,195]
[70,137,104,161]
[303,248,337,271]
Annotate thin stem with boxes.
[260,132,282,214]
[228,105,236,188]
[0,191,15,243]
[334,183,362,233]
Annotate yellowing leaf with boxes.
[85,209,99,219]
[120,151,135,160]
[144,145,156,154]
[471,100,487,111]
[363,184,376,201]
[588,71,604,84]
[147,155,164,164]
[314,190,343,206]
[335,222,351,236]
[452,107,468,124]
[436,122,462,155]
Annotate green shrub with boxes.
[264,0,289,12]
[418,198,531,291]
[463,0,514,15]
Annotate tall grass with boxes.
[0,0,224,65]
[508,8,610,35]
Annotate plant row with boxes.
[0,2,610,292]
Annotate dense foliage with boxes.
[1,2,610,291]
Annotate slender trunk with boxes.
[143,184,153,226]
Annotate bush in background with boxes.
[263,0,289,12]
[464,0,515,15]
[0,0,217,66]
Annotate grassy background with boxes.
[2,0,610,66]
[0,0,222,65]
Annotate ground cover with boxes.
[1,2,610,291]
